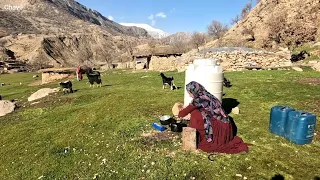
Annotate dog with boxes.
[86,70,102,87]
[160,73,177,90]
[59,81,73,94]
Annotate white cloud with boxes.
[148,14,154,20]
[151,20,156,26]
[148,14,156,26]
[156,12,166,18]
[107,15,114,21]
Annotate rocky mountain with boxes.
[119,23,170,39]
[218,0,320,49]
[0,0,151,69]
[0,0,149,37]
[161,32,192,43]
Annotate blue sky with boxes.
[77,0,257,34]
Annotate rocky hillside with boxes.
[0,0,150,69]
[0,0,149,37]
[161,32,192,43]
[219,0,320,49]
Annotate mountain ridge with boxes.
[119,23,170,39]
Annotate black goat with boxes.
[59,81,73,94]
[160,72,177,90]
[86,71,102,87]
[223,77,232,88]
[290,50,310,62]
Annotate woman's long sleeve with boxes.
[178,104,197,118]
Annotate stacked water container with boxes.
[184,58,224,107]
[270,105,317,145]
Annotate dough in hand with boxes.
[172,102,184,116]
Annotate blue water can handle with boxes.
[280,106,290,111]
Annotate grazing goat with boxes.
[86,70,102,87]
[59,81,73,94]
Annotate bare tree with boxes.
[191,32,206,52]
[241,0,253,20]
[207,20,229,39]
[31,58,50,70]
[170,40,190,53]
[231,15,241,25]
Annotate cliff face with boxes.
[0,0,149,37]
[0,0,150,68]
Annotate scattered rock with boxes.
[311,62,320,72]
[30,101,40,105]
[309,60,318,64]
[292,66,303,72]
[231,107,240,115]
[0,100,16,117]
[28,88,60,102]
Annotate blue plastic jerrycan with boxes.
[270,105,295,137]
[285,111,317,145]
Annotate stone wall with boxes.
[174,49,292,72]
[149,56,181,71]
[202,51,292,71]
[42,72,75,84]
[116,62,135,69]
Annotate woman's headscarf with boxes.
[186,81,230,142]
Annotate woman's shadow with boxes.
[222,98,240,136]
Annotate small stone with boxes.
[292,66,303,72]
[232,107,240,115]
[244,177,248,180]
[236,174,242,177]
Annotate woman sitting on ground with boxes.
[177,81,249,154]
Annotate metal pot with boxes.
[169,122,187,132]
[159,115,175,125]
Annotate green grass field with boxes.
[0,69,319,180]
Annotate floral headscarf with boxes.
[186,81,230,142]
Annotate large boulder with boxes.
[28,88,60,102]
[0,100,16,117]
